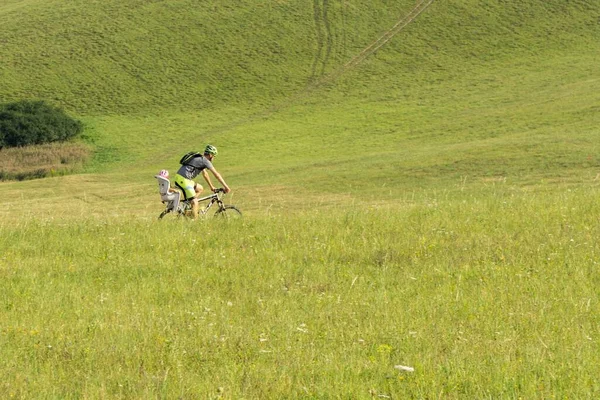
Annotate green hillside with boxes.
[1,0,415,114]
[1,0,598,204]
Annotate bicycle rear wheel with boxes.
[159,202,192,220]
[214,205,242,219]
[158,209,171,219]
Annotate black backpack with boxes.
[179,151,202,165]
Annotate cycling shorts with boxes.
[173,174,196,200]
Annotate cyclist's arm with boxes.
[208,167,231,193]
[201,169,216,192]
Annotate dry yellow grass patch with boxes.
[0,142,91,181]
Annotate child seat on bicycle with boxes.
[155,173,180,212]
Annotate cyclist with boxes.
[173,145,231,219]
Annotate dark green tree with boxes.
[0,100,83,148]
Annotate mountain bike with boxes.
[158,188,242,220]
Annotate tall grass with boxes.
[1,187,599,398]
[0,142,91,181]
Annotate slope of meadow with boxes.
[0,0,415,114]
[1,0,600,398]
[0,0,598,208]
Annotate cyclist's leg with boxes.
[194,182,204,196]
[174,174,198,218]
[192,183,204,217]
[191,198,199,218]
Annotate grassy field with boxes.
[1,0,600,398]
[2,188,600,398]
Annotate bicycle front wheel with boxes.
[214,205,242,219]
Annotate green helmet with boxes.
[204,144,218,156]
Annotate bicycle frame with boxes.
[175,189,228,217]
[193,192,221,216]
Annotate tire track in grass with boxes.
[310,0,333,80]
[320,0,333,76]
[332,0,435,80]
[310,0,325,81]
[340,0,348,60]
[204,0,436,137]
